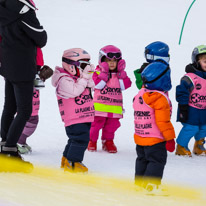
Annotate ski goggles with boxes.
[62,57,90,70]
[144,49,170,63]
[100,50,122,60]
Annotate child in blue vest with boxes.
[176,45,206,156]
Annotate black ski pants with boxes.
[135,142,167,186]
[63,123,91,162]
[0,79,33,147]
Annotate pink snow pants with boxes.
[90,116,121,142]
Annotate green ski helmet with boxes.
[192,45,206,63]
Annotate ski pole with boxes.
[179,0,196,45]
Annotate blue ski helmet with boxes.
[141,62,172,91]
[145,41,170,63]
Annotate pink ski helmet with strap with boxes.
[62,48,91,77]
[99,45,122,64]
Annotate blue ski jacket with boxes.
[176,63,206,125]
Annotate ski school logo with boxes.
[58,99,63,106]
[100,86,121,95]
[75,94,92,105]
[196,83,202,90]
[139,96,143,104]
[33,90,39,98]
[190,93,206,103]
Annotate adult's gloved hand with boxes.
[39,65,53,81]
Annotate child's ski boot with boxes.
[61,156,66,168]
[64,159,88,173]
[193,139,206,155]
[102,140,117,153]
[87,140,97,152]
[175,144,192,157]
[34,74,45,89]
[17,143,32,154]
[145,183,169,196]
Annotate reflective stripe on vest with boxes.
[94,102,123,114]
[93,73,123,113]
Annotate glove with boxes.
[166,139,175,152]
[82,64,95,80]
[39,65,53,81]
[117,59,126,72]
[117,59,127,79]
[179,104,188,123]
[98,62,109,81]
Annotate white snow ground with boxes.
[0,0,206,190]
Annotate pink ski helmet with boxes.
[99,45,122,64]
[62,48,91,77]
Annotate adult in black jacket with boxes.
[0,0,47,158]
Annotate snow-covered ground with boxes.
[0,0,206,189]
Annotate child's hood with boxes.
[185,63,198,73]
[185,63,206,79]
[51,66,75,87]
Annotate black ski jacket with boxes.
[0,0,47,81]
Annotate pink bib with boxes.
[57,88,94,127]
[133,88,171,139]
[93,73,123,106]
[185,73,206,109]
[31,89,40,116]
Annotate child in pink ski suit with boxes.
[52,48,95,173]
[88,45,132,153]
[17,47,53,154]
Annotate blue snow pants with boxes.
[176,123,206,148]
[63,123,91,162]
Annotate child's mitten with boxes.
[166,139,175,152]
[117,59,127,79]
[82,64,95,80]
[99,62,109,81]
[179,104,188,123]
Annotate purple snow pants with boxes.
[18,115,39,144]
